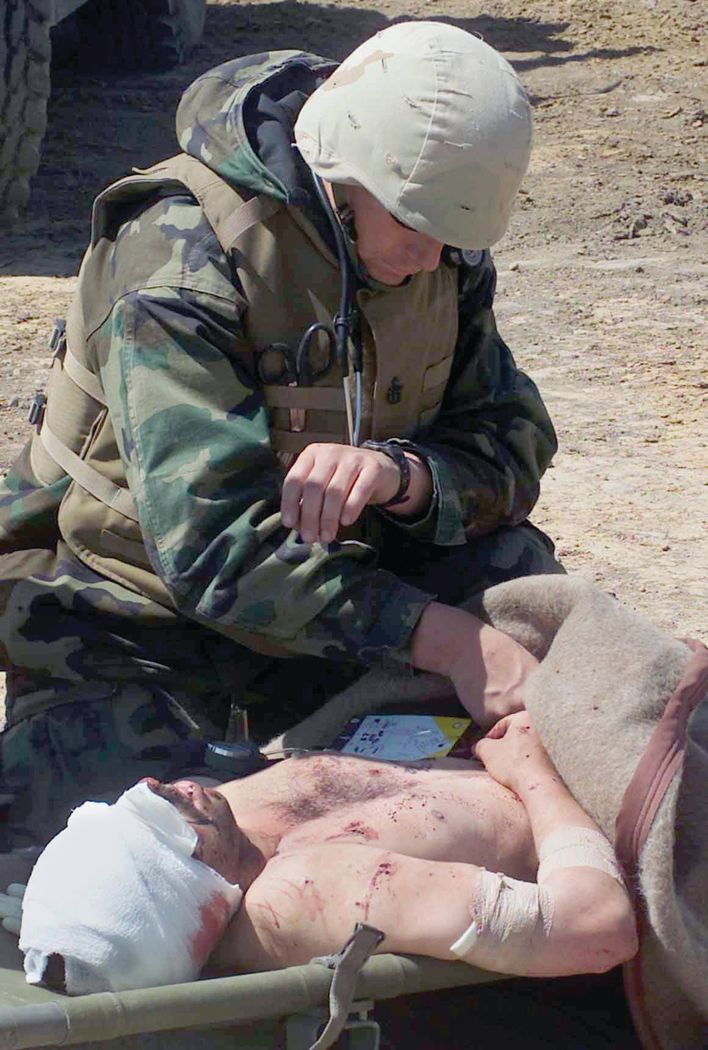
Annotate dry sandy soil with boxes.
[0,2,705,1041]
[0,0,705,720]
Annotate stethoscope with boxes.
[255,174,363,446]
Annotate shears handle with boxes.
[296,323,336,384]
[256,342,294,384]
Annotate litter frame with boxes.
[0,939,504,1050]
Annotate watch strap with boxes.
[361,440,411,508]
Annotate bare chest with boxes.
[273,758,535,879]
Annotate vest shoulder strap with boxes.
[40,421,139,523]
[41,156,284,514]
[93,154,283,257]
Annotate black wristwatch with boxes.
[361,440,411,508]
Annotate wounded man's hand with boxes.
[0,884,26,937]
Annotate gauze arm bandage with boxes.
[450,826,633,977]
[449,867,554,975]
[537,826,625,885]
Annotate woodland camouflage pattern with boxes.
[0,52,560,842]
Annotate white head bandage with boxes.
[19,783,243,994]
[449,825,624,975]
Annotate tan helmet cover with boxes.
[294,21,532,249]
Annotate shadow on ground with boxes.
[0,3,656,278]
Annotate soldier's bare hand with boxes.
[280,443,399,544]
[410,602,538,728]
[448,624,537,727]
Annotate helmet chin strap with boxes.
[330,182,414,291]
[329,183,373,285]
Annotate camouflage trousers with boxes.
[0,521,562,847]
[378,519,563,603]
[0,683,221,850]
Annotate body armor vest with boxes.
[27,155,459,624]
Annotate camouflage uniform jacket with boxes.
[0,52,557,706]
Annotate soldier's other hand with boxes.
[448,621,538,727]
[0,883,26,937]
[410,602,538,728]
[281,443,399,544]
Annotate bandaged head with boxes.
[19,782,243,994]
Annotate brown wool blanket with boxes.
[267,575,708,1049]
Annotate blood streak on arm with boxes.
[252,899,283,929]
[327,820,380,842]
[359,858,396,921]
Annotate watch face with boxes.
[460,249,484,269]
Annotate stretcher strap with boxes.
[308,923,385,1050]
[40,422,140,523]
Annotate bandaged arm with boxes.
[213,825,635,977]
[214,750,636,977]
[450,779,638,977]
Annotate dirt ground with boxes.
[0,0,705,721]
[0,3,705,1043]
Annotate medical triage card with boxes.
[334,714,475,761]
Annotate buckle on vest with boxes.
[48,318,66,356]
[386,377,403,404]
[27,392,46,431]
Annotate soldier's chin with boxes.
[366,261,410,285]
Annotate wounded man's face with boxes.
[143,778,243,884]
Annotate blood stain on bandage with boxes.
[189,894,230,963]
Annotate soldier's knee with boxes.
[486,522,564,581]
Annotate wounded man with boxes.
[4,712,637,994]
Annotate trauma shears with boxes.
[255,173,363,444]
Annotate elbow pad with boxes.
[450,826,624,974]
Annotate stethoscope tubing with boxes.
[311,173,362,446]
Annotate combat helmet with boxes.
[294,20,533,249]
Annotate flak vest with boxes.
[28,154,458,643]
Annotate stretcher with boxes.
[0,705,507,1050]
[0,926,504,1050]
